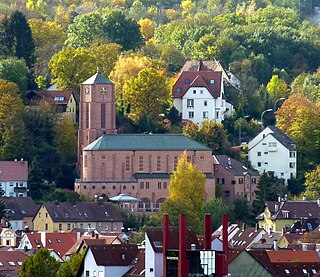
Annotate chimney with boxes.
[275,204,279,212]
[303,195,307,201]
[77,232,81,241]
[178,215,188,277]
[204,213,212,250]
[242,222,246,231]
[227,158,231,166]
[95,233,99,239]
[163,214,169,277]
[278,196,282,202]
[255,223,259,232]
[317,199,320,207]
[1,216,7,228]
[40,232,46,248]
[273,240,278,251]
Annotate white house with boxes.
[0,160,28,197]
[79,244,138,277]
[172,61,233,125]
[248,126,297,183]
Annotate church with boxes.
[74,72,215,211]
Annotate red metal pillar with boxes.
[163,214,170,277]
[178,215,188,277]
[204,213,212,250]
[222,214,229,275]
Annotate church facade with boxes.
[75,73,215,211]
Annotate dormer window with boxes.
[210,79,215,84]
[185,79,190,84]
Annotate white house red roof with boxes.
[0,161,28,181]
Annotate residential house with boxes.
[145,226,201,277]
[172,60,232,125]
[77,244,139,277]
[213,155,260,202]
[124,249,145,277]
[0,250,29,277]
[32,201,124,233]
[0,228,17,247]
[75,72,215,210]
[26,89,77,122]
[0,160,28,197]
[257,200,320,232]
[18,232,79,261]
[2,197,39,231]
[248,126,297,183]
[278,233,304,249]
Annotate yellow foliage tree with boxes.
[160,151,206,233]
[138,18,155,39]
[0,80,19,95]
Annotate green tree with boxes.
[102,10,143,50]
[201,197,233,230]
[303,166,320,200]
[66,12,103,48]
[232,196,254,225]
[183,120,228,154]
[123,68,170,123]
[266,75,289,102]
[0,58,29,96]
[20,248,60,277]
[160,151,206,234]
[252,173,288,215]
[49,47,96,94]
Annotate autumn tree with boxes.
[102,10,143,50]
[49,47,96,94]
[123,68,170,123]
[0,79,19,94]
[0,90,25,160]
[303,166,320,200]
[183,120,228,154]
[160,151,206,234]
[276,93,320,172]
[28,19,67,75]
[20,248,60,277]
[138,18,155,39]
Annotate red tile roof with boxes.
[25,232,78,259]
[172,71,222,98]
[267,250,319,263]
[27,90,73,105]
[0,250,28,273]
[124,249,145,276]
[0,161,28,181]
[90,244,138,266]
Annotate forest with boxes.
[0,0,320,203]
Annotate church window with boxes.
[125,156,130,171]
[156,156,161,171]
[158,182,162,189]
[139,156,144,171]
[85,103,89,128]
[146,182,150,189]
[101,103,106,128]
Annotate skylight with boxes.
[285,269,290,275]
[154,241,163,247]
[8,262,15,266]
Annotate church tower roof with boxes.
[82,72,112,85]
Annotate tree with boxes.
[138,18,155,39]
[160,151,206,234]
[183,120,228,154]
[65,12,103,48]
[28,19,67,75]
[232,196,254,225]
[266,75,289,102]
[201,197,233,230]
[56,251,85,277]
[20,248,60,277]
[0,79,19,94]
[0,91,25,160]
[0,58,29,96]
[252,173,288,215]
[303,166,320,200]
[102,10,143,50]
[123,68,170,123]
[49,47,96,94]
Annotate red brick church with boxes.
[74,72,215,211]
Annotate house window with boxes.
[112,185,116,190]
[257,162,261,167]
[187,99,194,108]
[45,224,48,231]
[176,87,181,93]
[203,111,208,118]
[67,224,71,230]
[231,180,236,185]
[125,156,130,171]
[59,224,62,230]
[224,190,230,197]
[158,182,162,189]
[86,271,89,277]
[257,152,261,156]
[102,185,105,189]
[188,112,194,118]
[239,178,244,184]
[157,156,161,171]
[193,90,196,94]
[204,100,207,106]
[139,156,144,171]
[146,182,150,189]
[84,185,87,189]
[289,162,295,168]
[123,185,126,190]
[210,79,215,84]
[289,151,296,158]
[269,142,277,147]
[185,79,190,84]
[216,111,219,119]
[200,90,203,94]
[252,178,256,184]
[264,152,268,154]
[217,178,224,184]
[101,103,106,128]
[140,182,144,189]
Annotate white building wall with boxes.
[9,220,23,231]
[1,181,28,197]
[173,98,182,115]
[145,235,163,277]
[82,249,106,277]
[249,135,296,182]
